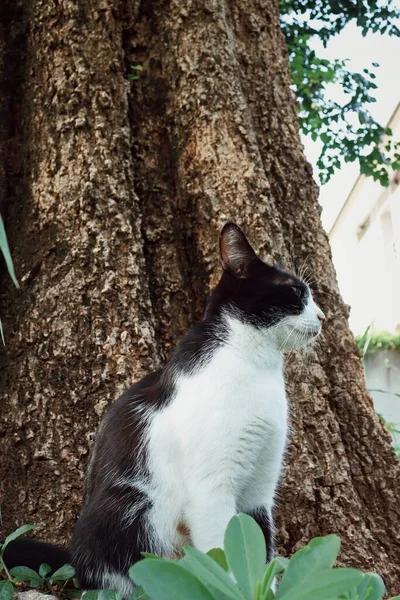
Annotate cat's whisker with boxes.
[297,252,313,281]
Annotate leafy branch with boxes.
[280,0,400,184]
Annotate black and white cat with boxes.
[70,223,324,595]
[4,223,324,595]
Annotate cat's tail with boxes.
[2,537,71,573]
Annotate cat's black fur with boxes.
[2,538,70,574]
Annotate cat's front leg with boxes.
[185,488,236,553]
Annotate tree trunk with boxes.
[0,0,399,594]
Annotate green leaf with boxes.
[0,580,14,600]
[224,514,266,600]
[129,587,152,600]
[141,552,163,560]
[130,558,216,600]
[356,572,386,600]
[180,546,244,600]
[9,566,43,585]
[1,524,36,553]
[253,581,263,600]
[276,534,340,597]
[260,556,289,595]
[83,592,123,600]
[39,563,52,578]
[0,214,19,288]
[275,568,364,600]
[50,563,75,581]
[98,591,123,600]
[206,548,229,572]
[82,591,102,600]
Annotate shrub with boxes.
[127,513,398,600]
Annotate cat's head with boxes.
[205,222,325,349]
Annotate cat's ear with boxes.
[219,222,257,278]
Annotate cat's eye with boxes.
[292,286,304,299]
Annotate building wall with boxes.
[328,104,400,335]
[327,105,400,450]
[364,350,400,447]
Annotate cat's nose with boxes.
[317,311,325,322]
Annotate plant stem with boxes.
[0,555,13,581]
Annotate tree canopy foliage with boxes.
[280,0,400,185]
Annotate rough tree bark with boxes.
[0,0,399,594]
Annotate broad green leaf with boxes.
[0,215,19,289]
[275,567,365,600]
[206,548,229,572]
[355,572,385,600]
[39,563,51,578]
[0,580,14,600]
[1,524,35,553]
[9,565,43,585]
[50,563,75,581]
[346,590,359,600]
[224,513,266,600]
[30,576,44,588]
[180,545,244,600]
[130,558,216,600]
[389,596,400,599]
[276,534,340,597]
[260,556,289,595]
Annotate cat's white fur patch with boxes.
[101,571,134,598]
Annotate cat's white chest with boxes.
[148,342,288,518]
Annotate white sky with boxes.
[301,21,400,232]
